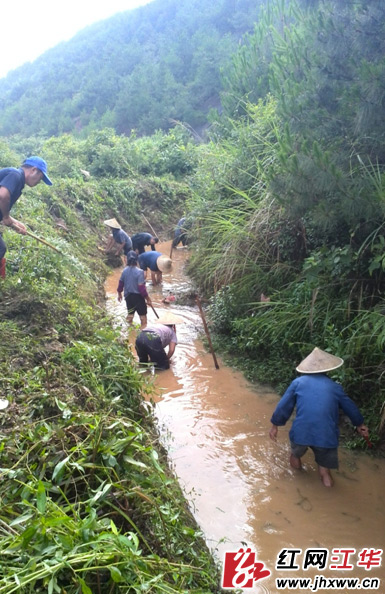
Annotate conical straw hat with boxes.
[156,312,184,325]
[103,218,121,229]
[296,347,344,374]
[157,255,172,272]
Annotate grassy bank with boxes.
[0,167,222,592]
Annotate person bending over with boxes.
[269,347,369,487]
[135,312,183,370]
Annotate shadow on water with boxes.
[105,240,385,593]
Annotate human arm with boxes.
[104,236,115,252]
[117,279,124,302]
[336,385,365,428]
[0,187,26,234]
[167,341,177,360]
[270,380,297,427]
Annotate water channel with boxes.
[105,240,385,593]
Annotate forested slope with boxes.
[0,0,262,138]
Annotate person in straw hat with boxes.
[103,218,132,261]
[138,250,172,285]
[135,312,183,370]
[269,347,369,487]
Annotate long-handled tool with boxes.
[363,434,373,448]
[196,294,219,370]
[150,304,159,319]
[142,214,158,239]
[24,229,62,254]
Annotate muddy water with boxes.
[105,241,385,593]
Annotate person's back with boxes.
[120,264,144,295]
[138,250,162,271]
[132,232,157,253]
[281,373,361,448]
[142,323,177,348]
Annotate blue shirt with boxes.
[119,265,145,297]
[132,232,155,252]
[271,374,364,448]
[112,228,132,254]
[0,167,25,220]
[138,251,161,271]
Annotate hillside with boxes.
[0,0,262,138]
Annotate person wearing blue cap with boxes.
[0,156,52,278]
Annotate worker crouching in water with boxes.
[103,218,132,260]
[138,251,172,285]
[269,347,369,487]
[117,251,153,328]
[135,312,183,370]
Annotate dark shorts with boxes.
[135,330,170,370]
[290,440,339,469]
[125,293,147,316]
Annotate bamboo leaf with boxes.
[36,481,47,514]
[52,456,70,482]
[78,578,92,594]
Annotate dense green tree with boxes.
[0,0,260,138]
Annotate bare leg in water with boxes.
[318,465,334,487]
[290,454,302,469]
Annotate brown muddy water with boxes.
[105,241,385,593]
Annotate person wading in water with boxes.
[269,347,369,487]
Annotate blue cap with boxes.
[23,156,53,186]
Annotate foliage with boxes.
[0,135,222,591]
[186,0,385,444]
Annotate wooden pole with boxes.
[169,243,173,259]
[150,304,159,319]
[196,294,219,369]
[142,214,158,238]
[24,230,62,253]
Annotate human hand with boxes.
[356,424,369,438]
[269,425,278,441]
[118,293,123,302]
[14,221,27,235]
[4,217,26,234]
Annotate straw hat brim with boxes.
[104,218,121,229]
[157,255,172,272]
[296,347,344,374]
[156,312,184,325]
